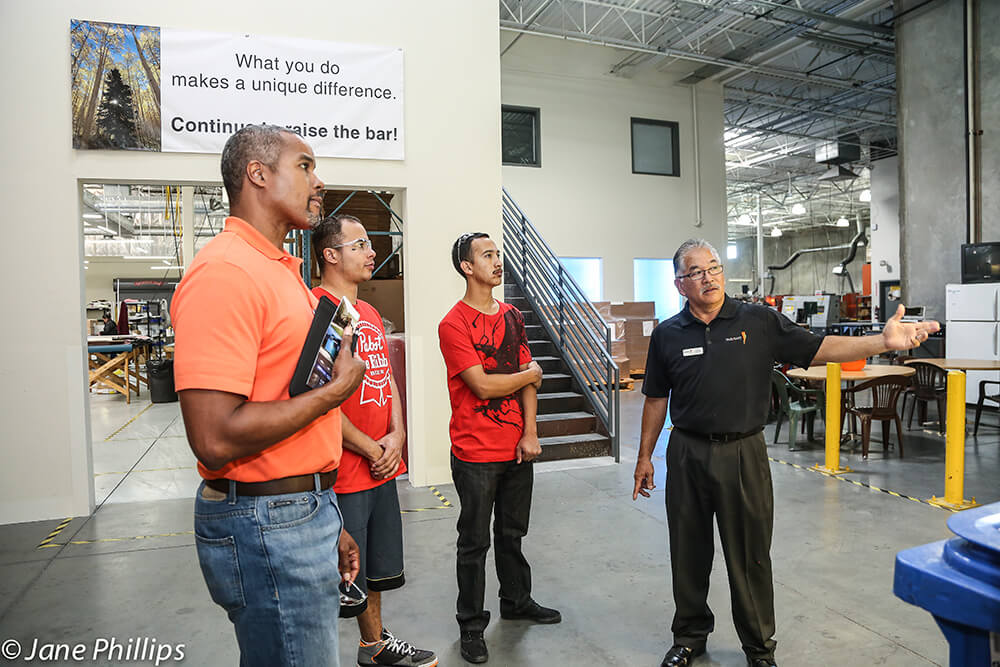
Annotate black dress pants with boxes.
[666,429,776,661]
[450,455,533,633]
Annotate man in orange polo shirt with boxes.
[171,124,366,666]
[311,213,437,667]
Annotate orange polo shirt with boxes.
[171,217,342,481]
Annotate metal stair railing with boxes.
[501,188,620,462]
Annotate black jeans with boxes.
[450,454,533,633]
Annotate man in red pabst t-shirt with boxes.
[312,214,437,667]
[438,232,561,665]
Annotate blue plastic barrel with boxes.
[894,502,1000,666]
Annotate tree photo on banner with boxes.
[71,20,161,151]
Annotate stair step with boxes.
[504,283,523,298]
[540,372,572,393]
[520,310,540,325]
[536,411,597,437]
[538,433,612,462]
[525,324,547,338]
[529,339,556,356]
[534,355,565,372]
[537,391,584,414]
[506,296,529,309]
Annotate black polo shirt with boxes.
[642,295,823,434]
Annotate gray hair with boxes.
[673,239,721,277]
[220,124,291,206]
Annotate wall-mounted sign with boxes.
[71,20,404,160]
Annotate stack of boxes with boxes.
[610,302,658,376]
[593,301,659,381]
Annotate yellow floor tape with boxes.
[768,456,954,512]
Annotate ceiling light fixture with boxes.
[836,217,850,227]
[859,189,871,202]
[737,213,752,225]
[791,203,806,215]
[770,227,782,237]
[82,213,104,220]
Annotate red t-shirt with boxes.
[312,287,405,493]
[438,300,533,463]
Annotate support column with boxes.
[756,194,764,296]
[181,186,195,269]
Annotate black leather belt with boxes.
[672,426,763,443]
[205,469,337,496]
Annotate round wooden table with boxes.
[903,358,1000,371]
[785,364,914,449]
[786,364,915,382]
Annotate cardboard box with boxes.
[610,301,655,319]
[604,316,626,340]
[613,355,630,379]
[592,301,612,318]
[357,278,405,332]
[611,339,626,357]
[624,318,658,371]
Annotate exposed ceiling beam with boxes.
[741,0,894,36]
[499,21,896,95]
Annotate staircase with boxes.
[502,188,620,463]
[505,280,612,461]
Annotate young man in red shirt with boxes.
[438,232,560,664]
[312,213,437,667]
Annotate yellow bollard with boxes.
[812,362,851,475]
[929,371,979,510]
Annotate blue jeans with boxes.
[194,476,343,667]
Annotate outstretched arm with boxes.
[813,304,941,364]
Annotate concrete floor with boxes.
[1,384,998,666]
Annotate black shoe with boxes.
[748,659,776,667]
[459,631,488,664]
[499,599,562,624]
[660,644,706,667]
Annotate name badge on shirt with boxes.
[682,346,704,357]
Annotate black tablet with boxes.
[289,295,360,397]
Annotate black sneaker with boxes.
[499,599,562,624]
[459,630,488,664]
[356,627,438,666]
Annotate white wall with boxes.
[870,156,900,320]
[500,36,727,301]
[0,0,500,524]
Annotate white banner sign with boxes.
[160,29,404,159]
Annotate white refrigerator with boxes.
[945,283,1000,404]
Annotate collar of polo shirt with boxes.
[678,293,740,327]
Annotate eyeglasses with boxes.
[332,238,372,252]
[678,264,724,281]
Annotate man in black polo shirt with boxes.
[632,239,939,667]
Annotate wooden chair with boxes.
[974,380,1000,436]
[904,361,947,433]
[771,369,824,449]
[842,376,910,459]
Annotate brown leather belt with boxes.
[205,469,338,496]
